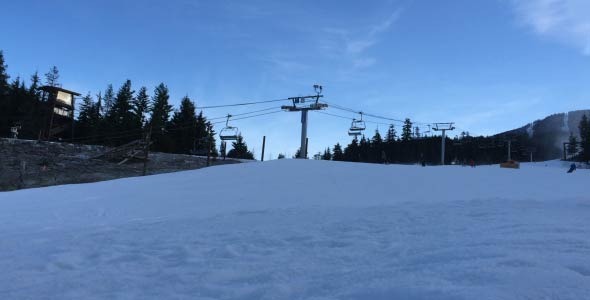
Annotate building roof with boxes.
[38,85,82,96]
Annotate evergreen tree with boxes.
[150,83,172,129]
[169,96,197,154]
[567,132,578,159]
[371,129,383,144]
[21,71,43,138]
[149,83,173,151]
[344,138,360,162]
[5,77,27,136]
[0,51,11,135]
[193,111,212,154]
[76,93,96,139]
[385,124,397,143]
[106,80,136,144]
[44,66,60,87]
[401,118,412,141]
[370,129,384,163]
[0,50,9,95]
[227,134,254,159]
[332,143,344,161]
[579,114,590,162]
[321,147,332,160]
[132,86,150,128]
[102,84,115,116]
[28,71,41,97]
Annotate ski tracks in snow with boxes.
[1,198,590,299]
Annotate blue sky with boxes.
[2,0,590,158]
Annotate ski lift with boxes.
[349,112,366,132]
[219,114,239,141]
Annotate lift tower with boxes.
[432,122,455,165]
[281,85,327,159]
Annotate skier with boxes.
[567,163,577,173]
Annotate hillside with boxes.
[495,109,590,160]
[1,160,589,299]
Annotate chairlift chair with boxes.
[349,112,366,132]
[350,119,366,132]
[219,114,239,141]
[219,126,239,141]
[348,129,362,137]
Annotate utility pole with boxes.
[507,140,512,161]
[281,85,327,159]
[432,123,455,165]
[261,136,266,161]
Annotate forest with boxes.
[0,50,254,160]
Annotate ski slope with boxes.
[0,160,589,299]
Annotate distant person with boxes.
[421,159,426,167]
[469,159,475,168]
[567,163,577,173]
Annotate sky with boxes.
[2,0,590,159]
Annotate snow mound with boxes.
[1,160,589,299]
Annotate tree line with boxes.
[0,50,255,159]
[315,117,590,165]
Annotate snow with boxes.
[0,160,589,299]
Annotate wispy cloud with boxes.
[315,9,401,77]
[511,0,590,55]
[324,10,401,58]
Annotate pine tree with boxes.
[44,66,60,87]
[227,134,254,159]
[0,50,9,95]
[149,83,173,151]
[567,132,578,159]
[150,83,172,129]
[372,129,383,144]
[5,77,26,136]
[193,111,211,154]
[344,138,360,162]
[106,80,136,144]
[385,124,397,143]
[169,96,197,154]
[77,93,96,139]
[579,114,590,162]
[321,147,332,160]
[132,86,150,128]
[21,71,43,138]
[332,143,344,161]
[28,71,41,98]
[0,50,11,136]
[401,118,412,141]
[102,84,115,116]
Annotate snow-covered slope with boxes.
[1,160,589,299]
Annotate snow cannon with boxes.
[500,160,520,169]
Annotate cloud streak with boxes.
[512,0,590,55]
[318,9,401,73]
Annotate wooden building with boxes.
[38,86,81,140]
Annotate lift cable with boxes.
[321,101,432,126]
[195,98,291,109]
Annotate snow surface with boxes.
[1,160,589,299]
